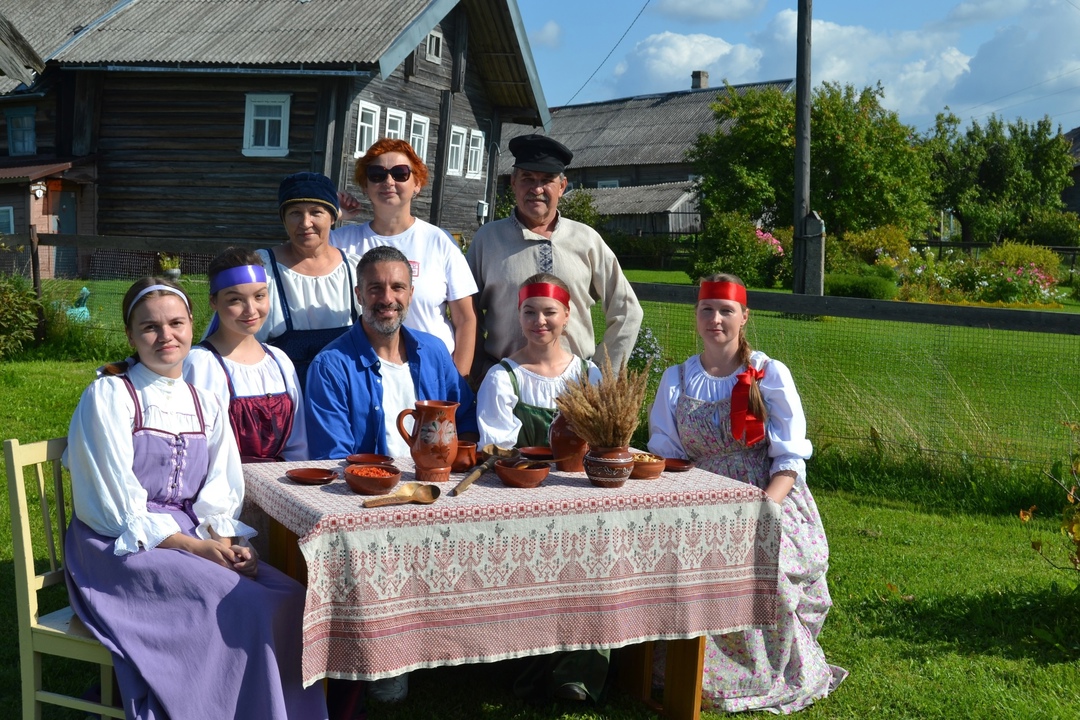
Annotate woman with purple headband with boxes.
[185,247,306,462]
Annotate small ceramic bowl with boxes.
[519,446,554,461]
[664,457,695,473]
[494,458,550,488]
[630,453,666,479]
[346,453,394,466]
[343,464,402,495]
[286,468,337,485]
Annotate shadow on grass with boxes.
[810,445,1065,519]
[853,583,1080,665]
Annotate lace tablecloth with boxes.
[243,458,780,686]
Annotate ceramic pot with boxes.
[548,412,588,472]
[451,441,477,472]
[397,400,458,482]
[163,268,181,281]
[582,446,633,488]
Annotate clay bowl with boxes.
[494,458,550,489]
[519,446,554,461]
[664,457,696,473]
[346,453,394,466]
[343,463,402,495]
[629,453,666,479]
[286,468,337,485]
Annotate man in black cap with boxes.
[466,134,642,379]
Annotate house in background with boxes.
[0,0,547,277]
[498,74,795,239]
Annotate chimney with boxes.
[691,70,709,90]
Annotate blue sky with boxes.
[517,0,1080,134]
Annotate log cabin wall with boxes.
[92,72,334,246]
[337,10,495,243]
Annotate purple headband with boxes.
[210,264,267,294]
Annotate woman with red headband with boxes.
[648,273,846,714]
[476,273,600,450]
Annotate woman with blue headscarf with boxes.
[186,247,306,462]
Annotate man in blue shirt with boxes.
[306,245,477,460]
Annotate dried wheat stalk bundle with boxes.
[554,355,651,448]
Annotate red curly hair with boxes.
[354,138,430,189]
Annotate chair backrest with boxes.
[5,437,71,630]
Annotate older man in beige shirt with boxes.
[466,135,643,381]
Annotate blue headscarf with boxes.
[278,171,339,219]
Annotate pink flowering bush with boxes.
[688,212,791,288]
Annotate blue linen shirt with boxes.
[305,321,478,460]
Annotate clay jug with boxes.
[548,411,588,472]
[397,400,459,482]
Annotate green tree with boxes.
[924,113,1074,243]
[690,81,934,238]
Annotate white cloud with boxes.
[530,20,562,49]
[654,0,767,23]
[609,31,763,97]
[938,0,1031,30]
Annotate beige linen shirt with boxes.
[466,211,643,376]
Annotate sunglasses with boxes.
[365,164,412,183]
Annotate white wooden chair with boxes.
[5,437,123,719]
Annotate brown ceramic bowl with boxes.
[519,446,554,461]
[630,453,666,479]
[343,464,402,495]
[494,458,550,489]
[346,453,394,466]
[286,468,337,485]
[664,457,695,473]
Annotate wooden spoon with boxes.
[362,482,441,508]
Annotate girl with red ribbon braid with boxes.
[648,273,846,714]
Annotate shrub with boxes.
[823,273,898,299]
[1015,207,1080,248]
[982,240,1061,280]
[688,213,784,287]
[844,225,913,264]
[0,273,41,360]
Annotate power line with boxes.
[558,0,652,109]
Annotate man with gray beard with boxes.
[305,245,477,461]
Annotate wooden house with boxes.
[0,0,548,277]
[498,75,795,239]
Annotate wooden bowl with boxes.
[519,446,554,461]
[494,458,550,489]
[664,457,695,473]
[630,453,666,479]
[343,464,402,495]
[346,453,394,466]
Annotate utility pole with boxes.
[792,0,824,295]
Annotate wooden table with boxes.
[243,458,780,719]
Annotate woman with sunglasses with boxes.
[332,138,478,376]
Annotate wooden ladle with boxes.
[362,482,441,508]
[451,444,518,496]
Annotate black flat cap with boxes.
[509,134,573,173]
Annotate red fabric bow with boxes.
[731,366,766,446]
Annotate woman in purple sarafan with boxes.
[63,277,327,720]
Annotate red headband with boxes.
[698,281,747,305]
[518,282,571,308]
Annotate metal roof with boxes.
[0,159,73,182]
[500,79,795,173]
[569,182,696,216]
[0,0,547,126]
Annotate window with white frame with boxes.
[466,130,485,179]
[447,126,467,176]
[5,107,36,156]
[242,94,290,157]
[355,101,381,157]
[410,115,430,162]
[426,31,443,64]
[0,206,13,234]
[597,179,620,188]
[385,109,406,140]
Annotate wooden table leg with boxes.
[267,517,306,585]
[614,637,703,720]
[663,637,705,720]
